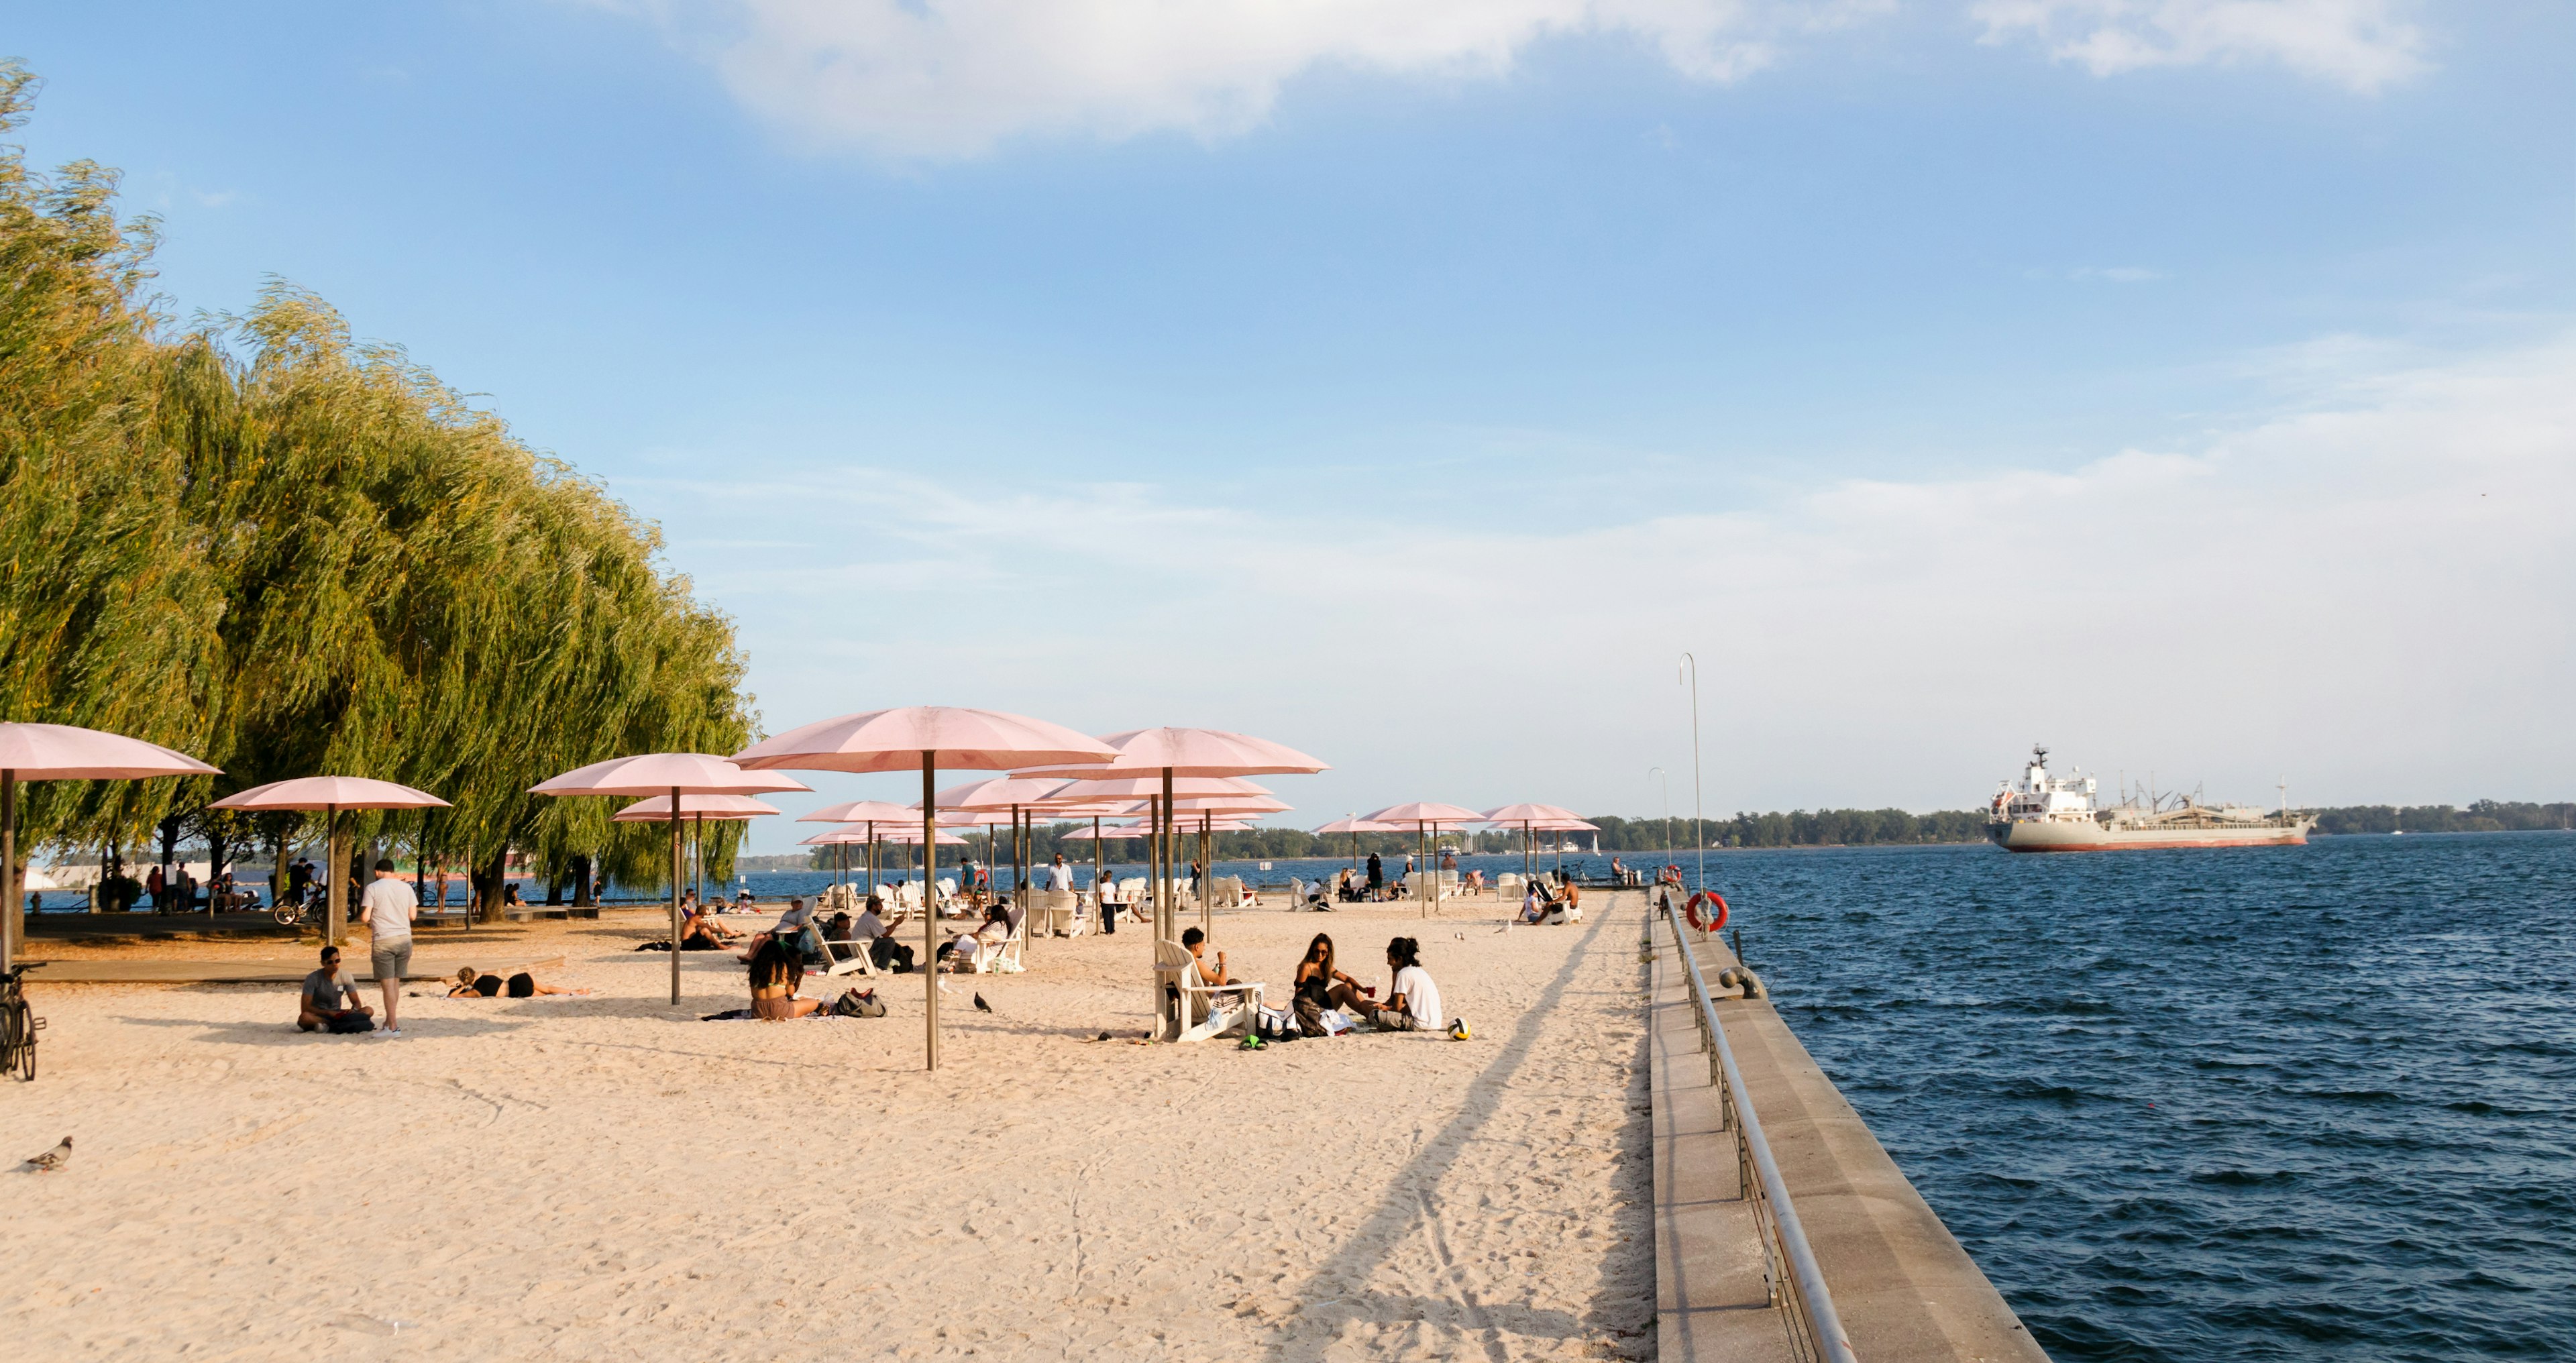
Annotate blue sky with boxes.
[8,1,2571,842]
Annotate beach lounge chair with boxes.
[1040,887,1079,936]
[814,924,881,978]
[962,905,1026,974]
[1152,938,1264,1042]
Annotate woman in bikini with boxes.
[747,937,820,1019]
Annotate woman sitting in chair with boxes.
[940,904,1014,971]
[747,937,820,1019]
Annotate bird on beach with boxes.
[973,993,995,1015]
[21,1137,71,1173]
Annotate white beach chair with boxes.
[814,925,881,978]
[959,906,1026,974]
[1040,887,1079,936]
[1152,938,1264,1042]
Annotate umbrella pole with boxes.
[1,770,16,974]
[922,753,939,1072]
[669,789,682,1005]
[1092,815,1104,935]
[325,804,343,948]
[1199,812,1211,940]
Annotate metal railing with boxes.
[1652,891,1860,1363]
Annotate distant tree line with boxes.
[2312,802,2576,835]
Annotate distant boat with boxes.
[1985,746,2315,852]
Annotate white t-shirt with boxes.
[1390,965,1442,1028]
[360,877,415,943]
[854,910,888,939]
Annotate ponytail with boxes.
[1387,936,1421,970]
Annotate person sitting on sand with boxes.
[1291,931,1368,1031]
[449,966,591,998]
[1521,882,1548,924]
[1552,881,1582,924]
[1364,937,1445,1032]
[747,937,820,1019]
[297,946,374,1033]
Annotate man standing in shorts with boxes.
[360,858,415,1036]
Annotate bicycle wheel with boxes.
[1,997,26,1082]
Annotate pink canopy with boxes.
[531,753,810,798]
[1314,816,1396,834]
[0,722,219,780]
[876,827,970,846]
[614,794,780,822]
[800,827,882,845]
[212,776,449,811]
[798,798,919,824]
[1016,726,1326,779]
[732,707,1116,775]
[1059,823,1149,842]
[929,776,1071,810]
[1481,802,1582,825]
[914,806,1012,826]
[0,723,219,972]
[1040,775,1269,802]
[1168,794,1289,815]
[1529,817,1602,831]
[1364,802,1484,826]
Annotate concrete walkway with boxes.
[1647,907,2051,1363]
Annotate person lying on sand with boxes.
[747,937,821,1019]
[297,946,375,1034]
[449,967,590,998]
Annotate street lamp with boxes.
[1680,653,1705,892]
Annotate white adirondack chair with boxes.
[1152,938,1263,1042]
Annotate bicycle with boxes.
[2,961,47,1082]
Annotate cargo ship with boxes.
[1986,747,2314,852]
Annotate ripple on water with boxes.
[1688,832,2576,1363]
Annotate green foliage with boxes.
[0,66,753,899]
[2314,802,2576,835]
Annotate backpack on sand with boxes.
[832,988,886,1019]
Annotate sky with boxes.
[5,1,2571,847]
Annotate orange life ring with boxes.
[1685,890,1728,932]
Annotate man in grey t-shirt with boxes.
[360,859,416,1036]
[297,946,374,1033]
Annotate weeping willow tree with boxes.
[1,64,756,925]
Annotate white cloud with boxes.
[594,0,1884,156]
[637,333,2576,838]
[1972,0,2427,91]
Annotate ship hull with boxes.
[1987,820,2311,853]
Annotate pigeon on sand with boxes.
[972,993,995,1015]
[21,1137,70,1173]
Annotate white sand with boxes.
[1,893,1654,1361]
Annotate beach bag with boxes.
[831,988,884,1019]
[327,1012,374,1034]
[1254,1004,1298,1040]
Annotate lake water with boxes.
[651,835,2576,1358]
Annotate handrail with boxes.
[1656,893,1860,1363]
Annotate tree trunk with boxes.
[471,847,511,924]
[570,855,593,907]
[545,870,566,906]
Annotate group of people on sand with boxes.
[292,855,590,1034]
[1517,875,1582,924]
[1170,928,1458,1042]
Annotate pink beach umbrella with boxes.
[531,753,810,1005]
[1313,815,1396,869]
[1364,802,1484,918]
[1019,729,1326,961]
[797,800,919,897]
[211,777,450,948]
[1527,816,1603,879]
[928,776,1075,928]
[0,723,220,972]
[731,707,1116,1071]
[615,794,782,912]
[1480,803,1585,880]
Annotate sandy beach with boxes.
[1,892,1654,1362]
